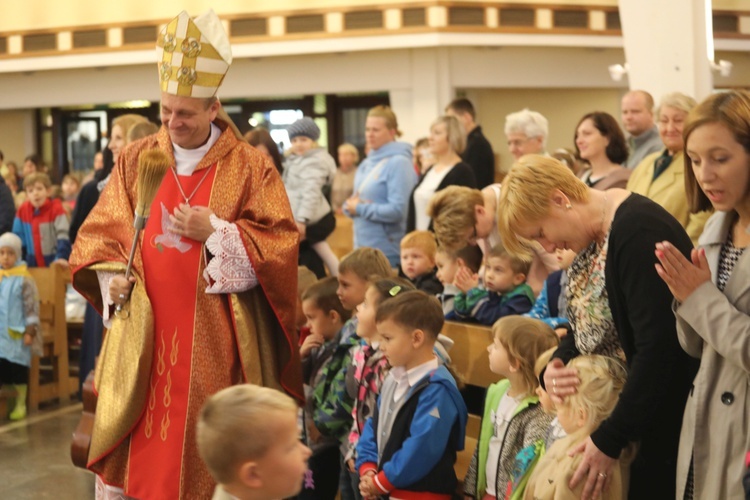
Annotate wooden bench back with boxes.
[28,267,67,355]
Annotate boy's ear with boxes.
[238,461,262,488]
[328,309,342,324]
[411,328,425,347]
[512,272,527,286]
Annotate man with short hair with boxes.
[621,90,663,168]
[70,9,302,499]
[504,109,548,161]
[446,98,496,188]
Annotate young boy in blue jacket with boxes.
[356,291,467,499]
[454,243,534,326]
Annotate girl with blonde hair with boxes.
[524,355,631,500]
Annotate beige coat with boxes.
[524,434,628,500]
[674,211,750,499]
[626,150,711,245]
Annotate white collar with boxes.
[390,357,438,389]
[172,122,221,175]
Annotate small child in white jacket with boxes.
[283,117,339,275]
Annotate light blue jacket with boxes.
[344,141,416,266]
[0,268,38,368]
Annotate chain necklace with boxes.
[597,193,609,244]
[170,165,214,206]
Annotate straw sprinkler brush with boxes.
[116,149,170,318]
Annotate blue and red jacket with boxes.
[13,198,71,267]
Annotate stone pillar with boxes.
[389,48,453,144]
[618,0,713,101]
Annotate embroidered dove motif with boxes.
[154,202,192,253]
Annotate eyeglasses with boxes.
[507,137,532,148]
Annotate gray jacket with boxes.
[282,147,336,224]
[624,125,663,168]
[674,210,750,500]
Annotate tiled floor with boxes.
[0,403,95,499]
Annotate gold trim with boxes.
[160,411,170,441]
[163,370,172,408]
[170,329,179,367]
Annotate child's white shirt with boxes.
[389,357,438,403]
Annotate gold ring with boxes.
[553,378,557,387]
[598,472,607,478]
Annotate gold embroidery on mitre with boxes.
[160,411,171,441]
[177,67,197,86]
[181,37,201,57]
[162,33,176,53]
[155,10,232,98]
[159,62,171,82]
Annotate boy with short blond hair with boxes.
[337,247,392,312]
[334,246,392,498]
[399,230,442,295]
[454,243,534,325]
[13,172,70,267]
[197,384,312,500]
[299,276,354,499]
[356,290,467,498]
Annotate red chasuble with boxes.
[70,123,302,500]
[127,166,217,499]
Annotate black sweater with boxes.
[462,126,495,189]
[406,161,477,233]
[551,194,699,463]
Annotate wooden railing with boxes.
[0,2,749,61]
[441,320,496,485]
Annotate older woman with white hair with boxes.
[505,108,549,160]
[627,92,711,244]
[407,115,477,232]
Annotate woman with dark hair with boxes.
[575,111,631,190]
[245,127,283,174]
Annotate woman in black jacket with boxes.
[407,115,476,232]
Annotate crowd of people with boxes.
[0,8,748,500]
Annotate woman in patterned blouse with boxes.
[654,90,750,500]
[496,155,698,500]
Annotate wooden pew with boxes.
[441,321,497,488]
[28,266,71,412]
[329,213,353,259]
